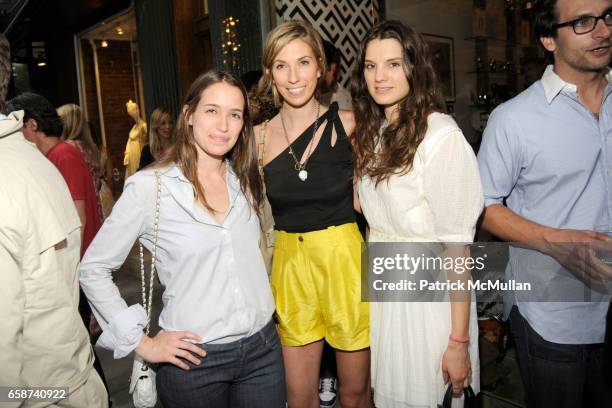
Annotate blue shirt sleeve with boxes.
[477,107,525,208]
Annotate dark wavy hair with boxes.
[6,92,64,136]
[534,0,558,39]
[157,70,263,214]
[533,0,558,63]
[351,20,444,184]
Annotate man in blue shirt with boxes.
[477,0,612,406]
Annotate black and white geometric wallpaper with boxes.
[275,0,380,88]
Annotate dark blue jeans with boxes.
[156,320,286,408]
[510,306,611,408]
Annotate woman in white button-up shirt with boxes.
[80,71,285,408]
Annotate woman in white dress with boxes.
[351,21,483,407]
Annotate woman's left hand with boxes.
[441,340,471,395]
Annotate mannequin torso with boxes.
[123,100,147,177]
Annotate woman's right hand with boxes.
[135,330,206,370]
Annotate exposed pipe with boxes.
[258,0,270,51]
[89,38,107,149]
[3,0,29,35]
[73,34,88,120]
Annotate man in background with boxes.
[477,0,612,406]
[319,40,352,110]
[6,92,101,256]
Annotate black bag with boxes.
[438,385,480,408]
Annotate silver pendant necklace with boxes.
[279,100,321,182]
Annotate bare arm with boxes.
[338,109,356,138]
[442,244,471,394]
[482,204,612,281]
[338,109,360,212]
[446,245,470,338]
[481,204,553,250]
[253,123,263,156]
[352,172,363,214]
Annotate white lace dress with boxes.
[358,113,483,408]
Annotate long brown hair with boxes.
[351,20,444,184]
[257,20,327,106]
[57,103,102,172]
[148,107,174,160]
[157,70,263,213]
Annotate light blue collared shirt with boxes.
[80,163,275,358]
[477,65,612,344]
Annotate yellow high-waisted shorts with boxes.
[271,222,369,350]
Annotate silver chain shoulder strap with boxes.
[257,119,268,188]
[138,171,162,335]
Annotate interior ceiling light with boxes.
[36,53,47,67]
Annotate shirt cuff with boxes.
[484,197,504,207]
[96,304,147,359]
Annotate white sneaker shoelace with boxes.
[319,377,337,403]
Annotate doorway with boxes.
[76,7,144,196]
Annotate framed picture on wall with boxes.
[422,34,456,102]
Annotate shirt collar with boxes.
[160,163,189,182]
[159,161,240,222]
[542,64,612,104]
[160,161,237,183]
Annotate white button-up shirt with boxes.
[80,163,275,358]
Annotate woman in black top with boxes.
[138,107,174,169]
[254,20,371,408]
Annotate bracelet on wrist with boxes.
[449,334,470,344]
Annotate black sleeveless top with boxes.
[264,102,356,233]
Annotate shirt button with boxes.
[298,236,303,242]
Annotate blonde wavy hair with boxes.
[148,107,174,160]
[257,20,327,106]
[57,103,101,172]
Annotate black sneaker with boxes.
[319,377,338,407]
